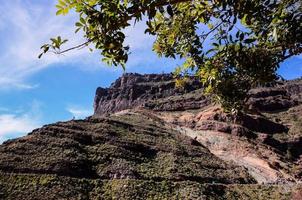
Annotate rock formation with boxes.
[94,73,208,114]
[94,73,301,114]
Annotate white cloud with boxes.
[12,83,39,90]
[124,20,155,51]
[66,105,93,119]
[0,77,39,90]
[0,0,93,90]
[0,114,40,143]
[0,101,42,143]
[0,0,176,90]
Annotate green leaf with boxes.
[206,48,215,54]
[80,17,85,25]
[239,33,244,41]
[273,27,278,41]
[244,38,256,43]
[149,8,156,19]
[241,14,248,26]
[233,17,237,24]
[167,5,173,17]
[75,22,82,27]
[58,36,62,43]
[75,28,81,33]
[56,9,64,15]
[43,46,50,53]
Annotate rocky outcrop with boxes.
[247,87,297,112]
[284,78,302,96]
[94,73,208,115]
[246,79,302,112]
[94,73,302,115]
[157,102,302,184]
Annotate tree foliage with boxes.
[40,0,302,112]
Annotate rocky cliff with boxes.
[1,73,302,199]
[94,73,208,114]
[94,73,302,114]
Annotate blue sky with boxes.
[0,0,301,143]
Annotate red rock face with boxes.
[94,73,302,115]
[93,73,206,115]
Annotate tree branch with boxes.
[57,41,91,54]
[200,21,224,45]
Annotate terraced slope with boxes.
[0,112,259,199]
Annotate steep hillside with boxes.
[1,73,302,199]
[0,112,257,199]
[94,74,302,184]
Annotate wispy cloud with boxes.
[66,105,93,119]
[0,77,39,90]
[0,114,40,143]
[0,0,92,90]
[0,100,42,143]
[0,1,175,90]
[124,20,155,51]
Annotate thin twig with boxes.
[58,41,91,54]
[200,21,224,45]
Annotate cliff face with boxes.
[94,73,208,115]
[94,73,302,115]
[1,73,302,199]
